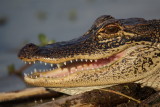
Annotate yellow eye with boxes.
[105,25,120,34]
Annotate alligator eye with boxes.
[105,26,120,34]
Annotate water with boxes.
[0,0,160,92]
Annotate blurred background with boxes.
[0,0,160,92]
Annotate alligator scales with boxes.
[18,15,160,95]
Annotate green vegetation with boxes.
[68,9,77,21]
[7,64,15,74]
[38,33,55,46]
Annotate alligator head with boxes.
[18,15,160,94]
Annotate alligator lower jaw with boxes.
[24,51,125,79]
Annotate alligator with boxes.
[18,15,160,95]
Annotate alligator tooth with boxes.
[31,72,33,74]
[28,62,31,64]
[33,61,35,64]
[35,76,37,78]
[85,59,88,62]
[75,59,78,62]
[57,64,60,68]
[81,59,83,61]
[34,68,37,72]
[43,69,46,72]
[64,62,66,65]
[24,61,27,64]
[50,64,53,67]
[70,60,73,63]
[95,60,97,62]
[45,63,47,65]
[158,44,160,48]
[40,61,42,64]
[40,99,43,103]
[90,60,93,62]
[75,69,78,71]
[24,73,27,77]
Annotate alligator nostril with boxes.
[26,43,38,48]
[28,43,35,47]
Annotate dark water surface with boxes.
[0,0,160,92]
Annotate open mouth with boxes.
[24,51,124,79]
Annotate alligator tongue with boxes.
[40,52,124,78]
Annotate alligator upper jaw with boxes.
[24,51,125,80]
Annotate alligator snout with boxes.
[18,43,39,59]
